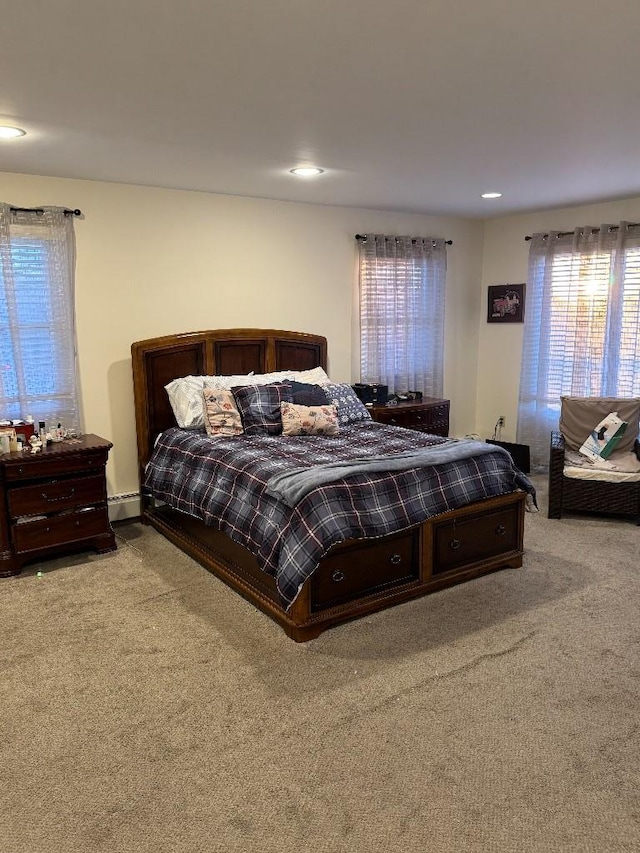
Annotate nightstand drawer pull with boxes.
[42,487,75,503]
[495,524,506,536]
[449,539,461,550]
[332,569,345,583]
[390,553,402,565]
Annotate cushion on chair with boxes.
[563,448,640,482]
[560,397,640,454]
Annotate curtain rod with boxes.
[9,206,82,217]
[524,222,639,241]
[356,233,453,245]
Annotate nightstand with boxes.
[0,434,116,577]
[370,398,450,436]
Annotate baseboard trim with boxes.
[108,492,140,522]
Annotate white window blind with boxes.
[517,222,640,469]
[358,234,447,396]
[0,205,80,432]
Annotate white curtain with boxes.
[0,205,80,432]
[517,222,640,469]
[358,234,447,396]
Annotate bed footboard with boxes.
[143,491,525,641]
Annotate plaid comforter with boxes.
[143,424,534,609]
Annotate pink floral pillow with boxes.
[202,388,243,436]
[280,401,339,436]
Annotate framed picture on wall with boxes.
[487,283,525,323]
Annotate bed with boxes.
[132,328,534,641]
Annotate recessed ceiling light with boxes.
[0,126,26,139]
[290,167,324,177]
[481,191,503,199]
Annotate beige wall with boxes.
[477,195,640,444]
[1,171,484,510]
[4,170,639,510]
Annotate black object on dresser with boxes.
[0,434,116,577]
[352,383,389,405]
[370,398,450,437]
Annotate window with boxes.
[357,234,447,396]
[517,222,640,468]
[0,205,79,432]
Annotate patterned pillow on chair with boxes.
[560,396,640,453]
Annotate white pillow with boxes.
[249,366,332,386]
[166,373,253,429]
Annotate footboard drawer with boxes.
[432,501,521,575]
[310,529,420,612]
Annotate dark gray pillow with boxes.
[287,381,330,407]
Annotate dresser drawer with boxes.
[311,530,419,611]
[11,508,111,554]
[375,408,418,428]
[422,404,449,425]
[432,504,520,574]
[8,473,107,519]
[371,400,450,436]
[4,451,108,482]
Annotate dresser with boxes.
[370,397,450,436]
[0,434,116,577]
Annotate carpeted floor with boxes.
[1,475,639,853]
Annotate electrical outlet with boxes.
[498,416,505,427]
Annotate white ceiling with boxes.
[2,1,640,219]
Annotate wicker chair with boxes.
[548,397,640,525]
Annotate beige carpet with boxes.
[1,475,639,853]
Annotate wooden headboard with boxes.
[131,328,328,483]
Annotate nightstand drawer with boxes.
[8,473,107,519]
[371,398,450,437]
[375,408,416,428]
[4,451,108,482]
[12,508,111,554]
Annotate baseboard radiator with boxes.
[107,491,141,522]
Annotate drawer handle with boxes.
[389,418,397,425]
[495,525,506,536]
[449,539,461,550]
[390,553,402,565]
[41,487,75,502]
[331,569,345,583]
